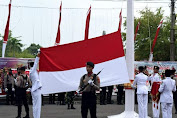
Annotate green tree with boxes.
[25,43,41,56]
[123,7,177,61]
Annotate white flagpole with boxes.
[2,42,7,58]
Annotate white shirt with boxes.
[159,77,176,103]
[133,72,148,94]
[148,73,161,85]
[29,57,42,92]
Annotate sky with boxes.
[0,0,175,49]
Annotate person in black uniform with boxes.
[78,62,100,118]
[107,85,113,104]
[15,66,32,118]
[100,86,106,105]
[117,84,124,105]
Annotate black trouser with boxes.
[16,88,29,117]
[49,94,55,104]
[173,87,177,111]
[81,92,97,118]
[100,87,106,104]
[58,92,65,105]
[107,86,113,104]
[6,84,14,104]
[117,85,124,104]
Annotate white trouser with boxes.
[152,101,160,118]
[161,102,173,118]
[31,88,41,118]
[137,94,148,118]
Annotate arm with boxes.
[4,74,7,88]
[92,76,100,91]
[27,76,32,88]
[132,75,138,88]
[30,57,39,74]
[78,77,84,90]
[11,76,15,88]
[173,80,176,92]
[158,81,164,93]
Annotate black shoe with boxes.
[71,107,76,109]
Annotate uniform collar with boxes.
[166,77,171,79]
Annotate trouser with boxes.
[117,85,124,104]
[49,94,55,104]
[6,84,14,104]
[152,101,160,118]
[16,88,29,117]
[100,87,106,104]
[137,94,148,118]
[107,86,113,104]
[58,92,66,105]
[173,89,177,111]
[161,102,173,118]
[81,92,97,118]
[31,88,41,118]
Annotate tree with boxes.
[25,43,41,56]
[123,7,177,61]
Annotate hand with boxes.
[12,88,15,91]
[5,88,8,92]
[131,84,136,89]
[88,80,94,86]
[26,88,31,92]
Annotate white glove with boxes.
[5,88,8,92]
[26,88,31,92]
[88,80,94,86]
[12,88,15,91]
[131,84,136,89]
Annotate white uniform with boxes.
[29,57,42,118]
[159,77,176,118]
[133,72,148,118]
[148,73,161,118]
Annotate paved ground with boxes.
[0,102,177,118]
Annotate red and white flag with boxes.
[134,21,140,40]
[149,19,163,61]
[2,0,12,58]
[55,2,62,45]
[118,9,122,32]
[84,6,91,40]
[39,30,129,94]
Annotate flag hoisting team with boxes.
[132,66,176,118]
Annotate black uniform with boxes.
[117,84,124,104]
[15,73,31,118]
[107,86,113,104]
[79,73,100,118]
[100,87,106,105]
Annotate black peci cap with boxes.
[19,66,26,71]
[86,62,94,68]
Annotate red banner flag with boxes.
[55,2,62,45]
[2,0,12,58]
[84,6,91,40]
[149,19,163,61]
[118,9,122,32]
[151,19,163,53]
[134,21,140,40]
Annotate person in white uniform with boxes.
[29,52,42,118]
[132,66,148,118]
[147,66,161,118]
[159,69,176,118]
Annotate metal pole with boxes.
[170,0,176,61]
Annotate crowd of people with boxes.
[0,56,177,118]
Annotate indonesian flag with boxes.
[55,2,62,45]
[149,19,163,61]
[84,6,91,40]
[134,21,140,40]
[118,9,122,32]
[2,0,12,58]
[39,30,129,94]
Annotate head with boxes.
[153,66,159,73]
[165,69,171,77]
[86,62,94,73]
[138,66,144,73]
[19,66,26,74]
[28,62,34,69]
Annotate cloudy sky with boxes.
[0,0,175,49]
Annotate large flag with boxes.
[55,2,62,45]
[118,9,122,32]
[2,0,12,58]
[149,19,163,61]
[84,6,91,40]
[39,30,129,94]
[134,21,140,40]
